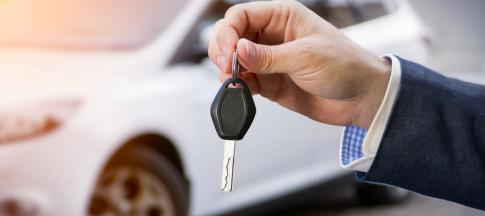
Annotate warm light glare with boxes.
[0,0,185,50]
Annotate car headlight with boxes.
[0,99,80,144]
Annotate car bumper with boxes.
[0,128,114,216]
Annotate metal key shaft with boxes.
[221,140,236,192]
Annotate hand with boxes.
[208,0,391,129]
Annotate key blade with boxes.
[221,140,236,192]
[222,157,234,192]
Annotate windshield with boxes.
[0,0,186,50]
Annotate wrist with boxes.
[353,57,391,129]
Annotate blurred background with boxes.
[0,0,484,215]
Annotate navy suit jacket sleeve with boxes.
[357,57,485,210]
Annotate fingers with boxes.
[223,1,289,38]
[237,38,298,75]
[208,1,295,74]
[208,19,238,74]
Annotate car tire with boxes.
[355,182,411,205]
[88,145,189,216]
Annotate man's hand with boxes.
[208,0,391,129]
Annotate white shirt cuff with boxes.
[339,54,402,172]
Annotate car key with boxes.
[210,49,256,192]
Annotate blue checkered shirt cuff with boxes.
[341,125,367,165]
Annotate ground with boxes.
[226,175,485,216]
[280,193,485,216]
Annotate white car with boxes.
[0,0,429,215]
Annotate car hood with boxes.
[0,49,153,107]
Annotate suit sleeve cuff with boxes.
[339,54,402,172]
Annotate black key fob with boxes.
[210,78,256,140]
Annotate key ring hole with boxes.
[226,80,243,89]
[224,78,245,89]
[228,83,242,89]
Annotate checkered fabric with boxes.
[341,125,367,165]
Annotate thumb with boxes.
[237,38,294,75]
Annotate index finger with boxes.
[210,1,292,72]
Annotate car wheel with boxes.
[355,182,411,205]
[88,145,189,216]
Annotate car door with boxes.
[236,95,340,188]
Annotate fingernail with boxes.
[216,56,227,72]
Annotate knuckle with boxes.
[225,4,243,18]
[211,19,229,51]
[213,19,224,30]
[277,0,306,18]
[275,0,299,9]
[213,19,226,37]
[272,1,291,19]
